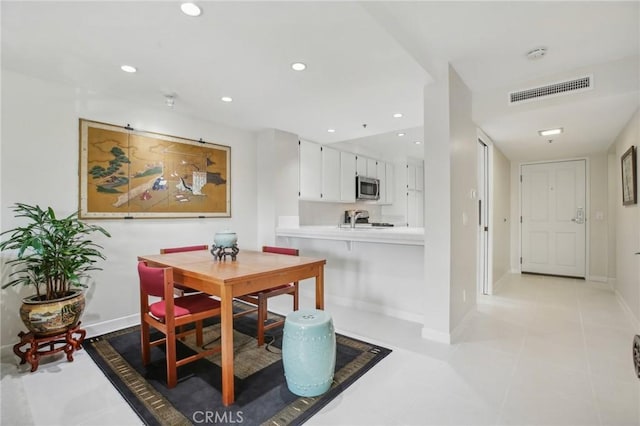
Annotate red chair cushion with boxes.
[149,294,220,320]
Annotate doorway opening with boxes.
[478,139,489,295]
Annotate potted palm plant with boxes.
[0,203,111,336]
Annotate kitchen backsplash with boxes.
[298,201,405,226]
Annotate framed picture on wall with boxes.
[79,119,231,218]
[621,145,637,206]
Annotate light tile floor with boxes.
[1,273,638,425]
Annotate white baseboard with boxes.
[323,293,423,324]
[491,271,512,294]
[588,280,613,290]
[450,306,476,344]
[614,290,640,332]
[588,275,609,283]
[1,344,15,361]
[0,314,139,362]
[421,326,451,344]
[83,314,139,338]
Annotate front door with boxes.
[521,160,586,278]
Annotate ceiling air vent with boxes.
[509,75,593,104]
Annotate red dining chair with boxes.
[160,245,209,296]
[235,246,299,346]
[138,261,221,388]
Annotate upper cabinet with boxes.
[355,155,367,177]
[340,151,356,202]
[299,139,322,200]
[355,155,379,178]
[406,161,424,227]
[407,163,424,191]
[299,140,394,205]
[321,146,341,202]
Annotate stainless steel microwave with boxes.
[356,175,380,200]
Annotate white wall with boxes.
[588,152,610,280]
[610,109,640,325]
[607,151,617,281]
[256,129,299,246]
[448,66,478,330]
[0,70,259,346]
[491,144,511,286]
[422,63,452,342]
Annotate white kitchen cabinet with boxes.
[416,165,424,191]
[367,158,378,178]
[385,162,394,204]
[321,146,341,201]
[376,161,386,203]
[340,151,356,202]
[356,155,368,177]
[299,139,322,200]
[407,190,424,227]
[406,161,423,225]
[406,163,424,191]
[407,164,416,190]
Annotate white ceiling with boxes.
[2,1,639,161]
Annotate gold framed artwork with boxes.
[79,119,231,219]
[621,145,637,206]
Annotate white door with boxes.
[478,140,489,294]
[521,160,586,278]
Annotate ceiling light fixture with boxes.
[538,127,563,137]
[414,141,421,145]
[180,2,201,17]
[397,132,406,137]
[120,65,137,73]
[221,96,233,102]
[526,47,547,60]
[327,129,336,133]
[291,62,307,71]
[393,113,403,118]
[165,95,175,108]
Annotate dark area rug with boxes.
[84,305,391,426]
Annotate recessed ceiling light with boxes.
[393,113,403,118]
[120,65,137,73]
[180,3,201,17]
[538,127,563,136]
[526,47,547,60]
[397,132,406,137]
[291,62,307,71]
[327,129,336,133]
[414,141,421,145]
[221,96,233,102]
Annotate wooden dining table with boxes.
[137,248,326,406]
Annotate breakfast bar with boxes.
[276,225,425,324]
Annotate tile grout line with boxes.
[492,294,530,426]
[577,293,604,426]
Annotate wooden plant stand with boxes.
[13,323,86,372]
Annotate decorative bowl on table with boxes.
[211,230,239,261]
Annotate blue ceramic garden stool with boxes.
[282,309,336,397]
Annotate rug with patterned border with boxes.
[84,304,391,426]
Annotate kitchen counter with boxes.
[274,225,425,323]
[275,225,424,246]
